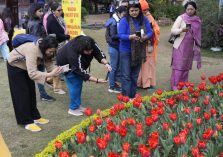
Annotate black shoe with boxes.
[40,95,56,102]
[108,86,121,93]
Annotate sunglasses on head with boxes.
[129,0,139,5]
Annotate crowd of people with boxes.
[0,0,202,132]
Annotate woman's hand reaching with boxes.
[129,34,141,41]
[47,66,63,77]
[105,63,112,72]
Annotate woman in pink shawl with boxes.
[170,1,201,90]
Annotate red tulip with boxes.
[191,147,200,157]
[156,100,164,107]
[193,91,201,98]
[208,76,218,84]
[106,117,112,123]
[89,124,95,133]
[75,132,86,144]
[198,140,206,149]
[204,112,211,121]
[173,136,181,145]
[108,152,120,157]
[191,98,197,104]
[194,106,200,113]
[133,99,142,108]
[94,117,103,125]
[150,96,157,103]
[219,92,223,97]
[122,142,130,152]
[188,86,194,93]
[121,151,128,157]
[155,89,163,95]
[145,116,153,126]
[148,138,159,149]
[122,96,129,103]
[166,97,175,107]
[162,122,170,130]
[59,151,69,157]
[200,73,206,80]
[183,107,190,114]
[96,137,107,149]
[96,109,101,115]
[186,122,193,129]
[119,127,127,137]
[110,108,117,116]
[54,140,62,149]
[210,107,217,115]
[202,128,213,139]
[136,129,143,137]
[203,95,210,105]
[85,107,93,116]
[196,117,202,125]
[104,133,111,142]
[169,113,177,121]
[117,94,123,101]
[107,122,116,132]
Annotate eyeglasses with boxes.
[56,9,63,12]
[129,0,139,5]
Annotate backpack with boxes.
[12,34,39,48]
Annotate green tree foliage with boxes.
[196,0,222,48]
[150,1,183,20]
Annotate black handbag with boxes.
[168,34,180,44]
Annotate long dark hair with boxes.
[38,36,58,58]
[50,2,61,12]
[29,3,43,20]
[126,2,144,26]
[70,35,95,54]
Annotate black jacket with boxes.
[56,39,106,81]
[46,14,70,42]
[26,19,46,38]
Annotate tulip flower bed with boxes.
[36,73,223,157]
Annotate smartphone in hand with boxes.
[61,64,70,73]
[186,23,191,29]
[136,31,141,37]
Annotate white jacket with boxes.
[171,16,186,49]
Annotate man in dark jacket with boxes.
[57,35,111,116]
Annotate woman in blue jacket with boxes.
[118,0,153,98]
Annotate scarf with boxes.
[182,13,202,62]
[129,18,147,67]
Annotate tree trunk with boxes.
[94,0,98,13]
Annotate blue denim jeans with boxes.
[120,52,141,98]
[108,46,120,88]
[37,64,48,97]
[0,42,9,61]
[65,72,83,110]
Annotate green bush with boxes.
[196,0,220,48]
[150,2,183,20]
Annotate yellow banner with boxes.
[62,0,82,39]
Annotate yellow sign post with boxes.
[62,0,82,38]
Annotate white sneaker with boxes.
[77,106,86,112]
[54,89,66,95]
[68,109,83,116]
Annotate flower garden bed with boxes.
[35,73,223,157]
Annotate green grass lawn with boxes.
[202,48,223,58]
